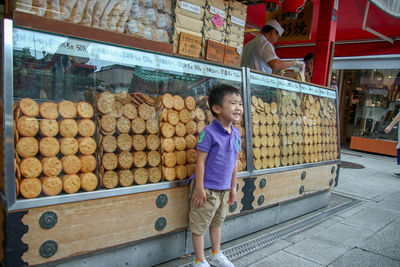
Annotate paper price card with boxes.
[178,32,202,58]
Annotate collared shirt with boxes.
[241,35,279,74]
[191,119,241,190]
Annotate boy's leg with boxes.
[209,226,221,252]
[192,233,206,260]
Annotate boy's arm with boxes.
[192,150,208,208]
[385,113,400,133]
[228,161,238,205]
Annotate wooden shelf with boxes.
[13,11,173,55]
[350,136,397,156]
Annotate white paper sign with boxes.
[181,1,201,14]
[210,6,226,18]
[230,15,245,27]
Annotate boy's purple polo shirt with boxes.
[191,119,241,190]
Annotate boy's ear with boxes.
[211,104,221,115]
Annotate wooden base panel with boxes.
[350,136,397,156]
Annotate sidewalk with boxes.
[160,149,400,266]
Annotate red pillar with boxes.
[312,0,338,86]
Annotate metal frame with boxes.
[2,19,340,211]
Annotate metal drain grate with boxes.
[179,194,359,267]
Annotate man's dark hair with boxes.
[208,84,241,117]
[261,25,275,34]
[304,53,314,62]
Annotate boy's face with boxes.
[212,93,243,123]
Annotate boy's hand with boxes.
[192,188,207,208]
[228,189,237,205]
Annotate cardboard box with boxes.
[175,0,206,20]
[204,0,228,31]
[204,16,226,32]
[226,23,245,37]
[227,0,247,20]
[225,32,244,45]
[174,13,204,33]
[173,26,203,53]
[203,27,225,42]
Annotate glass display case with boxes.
[4,23,247,210]
[248,70,339,175]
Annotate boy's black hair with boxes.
[208,84,241,117]
[304,52,314,62]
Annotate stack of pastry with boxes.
[279,91,304,166]
[320,98,338,160]
[14,98,98,199]
[234,117,247,172]
[251,96,281,170]
[160,93,203,181]
[97,91,161,188]
[302,94,323,163]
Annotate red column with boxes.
[312,0,337,86]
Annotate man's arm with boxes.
[385,113,400,133]
[192,150,208,208]
[268,59,301,72]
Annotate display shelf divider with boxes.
[251,160,341,176]
[243,67,254,174]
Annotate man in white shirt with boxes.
[241,19,304,74]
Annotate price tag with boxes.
[206,40,224,63]
[203,64,241,82]
[181,1,201,14]
[230,15,246,27]
[178,32,202,58]
[211,13,224,28]
[223,45,240,66]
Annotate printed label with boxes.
[181,1,201,14]
[230,15,245,27]
[210,6,226,18]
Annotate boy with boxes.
[189,84,243,267]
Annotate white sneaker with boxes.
[208,251,234,267]
[193,259,211,267]
[393,167,400,176]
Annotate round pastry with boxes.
[187,163,196,177]
[118,151,134,169]
[185,96,196,111]
[185,121,196,135]
[39,102,58,119]
[42,157,62,177]
[19,98,39,117]
[101,115,117,133]
[196,121,206,134]
[131,117,146,134]
[162,93,174,109]
[116,134,131,153]
[20,157,42,178]
[176,150,187,165]
[78,119,96,137]
[97,92,115,115]
[163,152,177,167]
[253,148,261,159]
[102,153,118,171]
[162,138,175,153]
[261,146,268,158]
[102,135,117,153]
[253,124,260,137]
[41,176,62,196]
[122,103,137,119]
[161,122,175,138]
[160,110,168,122]
[79,172,98,192]
[78,137,97,155]
[58,100,77,119]
[39,119,59,137]
[260,135,268,147]
[194,108,205,121]
[163,167,176,181]
[261,157,268,169]
[148,167,161,183]
[133,151,147,168]
[133,168,148,185]
[79,154,97,173]
[16,137,38,158]
[60,137,79,155]
[102,170,118,189]
[253,136,261,148]
[62,174,81,194]
[59,119,78,138]
[117,116,131,134]
[259,125,267,136]
[76,102,94,119]
[61,155,81,174]
[173,95,185,111]
[185,134,197,149]
[110,101,124,118]
[138,103,156,120]
[147,135,160,151]
[175,165,187,180]
[174,136,186,151]
[119,169,134,187]
[167,110,180,125]
[146,119,159,134]
[20,178,41,198]
[175,122,186,137]
[147,151,161,167]
[254,158,262,170]
[39,137,60,157]
[17,116,39,137]
[252,113,260,124]
[132,135,146,151]
[186,149,197,164]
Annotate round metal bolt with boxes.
[155,217,167,231]
[156,194,168,208]
[39,240,58,258]
[259,178,267,189]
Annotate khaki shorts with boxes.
[189,180,230,236]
